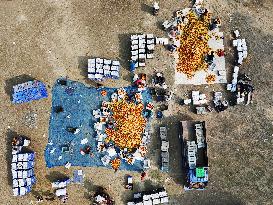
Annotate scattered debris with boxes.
[24,111,38,128]
[65,162,71,169]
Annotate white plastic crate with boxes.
[146,53,154,59]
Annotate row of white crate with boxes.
[13,186,32,196]
[13,176,36,188]
[131,43,155,50]
[88,72,120,80]
[187,141,197,169]
[12,153,35,162]
[131,37,168,47]
[131,39,155,46]
[88,66,119,73]
[131,53,154,61]
[131,34,154,40]
[12,161,35,170]
[88,58,120,66]
[227,66,240,92]
[12,168,35,179]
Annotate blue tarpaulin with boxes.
[45,79,152,172]
[12,80,48,104]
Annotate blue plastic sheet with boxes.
[12,80,48,104]
[45,79,152,172]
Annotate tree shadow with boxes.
[122,72,132,83]
[159,115,193,185]
[122,180,164,204]
[121,190,133,205]
[141,3,152,14]
[156,20,164,30]
[170,190,245,205]
[45,171,69,183]
[83,179,99,200]
[4,74,35,101]
[118,33,138,71]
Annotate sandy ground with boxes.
[0,0,273,204]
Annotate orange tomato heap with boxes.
[111,158,121,171]
[176,11,212,78]
[205,74,216,83]
[105,100,146,151]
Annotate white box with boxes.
[88,67,96,73]
[227,84,232,91]
[88,74,95,79]
[131,55,138,61]
[147,44,155,50]
[146,34,154,39]
[131,50,138,56]
[131,35,138,40]
[146,53,154,59]
[139,48,145,54]
[96,58,103,64]
[139,54,146,59]
[88,59,95,64]
[139,62,146,67]
[131,44,138,50]
[96,63,103,69]
[234,30,240,37]
[132,39,138,45]
[112,60,120,66]
[103,59,112,65]
[139,43,145,49]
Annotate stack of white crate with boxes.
[192,91,207,105]
[227,66,240,92]
[88,58,120,81]
[195,123,205,148]
[187,141,197,169]
[155,37,169,45]
[12,152,36,196]
[233,30,248,65]
[131,34,155,68]
[127,189,169,205]
[160,127,169,172]
[213,92,223,106]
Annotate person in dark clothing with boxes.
[167,44,177,52]
[205,51,215,65]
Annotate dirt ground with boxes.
[1,0,273,204]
